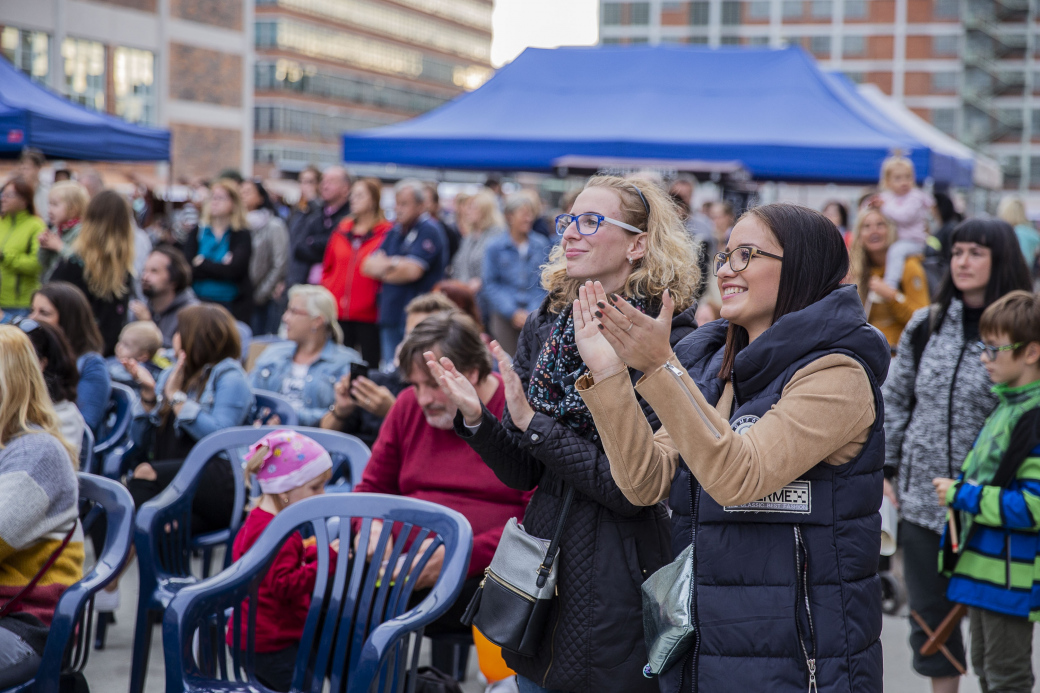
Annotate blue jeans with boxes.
[516,675,567,693]
[380,324,406,368]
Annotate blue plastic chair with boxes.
[162,494,473,693]
[1,473,134,693]
[93,383,135,468]
[79,425,95,475]
[251,390,299,426]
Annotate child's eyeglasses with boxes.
[977,341,1023,359]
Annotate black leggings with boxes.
[125,457,236,534]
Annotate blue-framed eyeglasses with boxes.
[977,341,1023,359]
[555,213,644,237]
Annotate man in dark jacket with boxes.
[289,166,351,287]
[362,179,448,364]
[130,245,200,347]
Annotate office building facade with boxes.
[600,0,1040,191]
[252,0,494,176]
[0,0,254,180]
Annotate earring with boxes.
[627,256,634,265]
[282,495,290,505]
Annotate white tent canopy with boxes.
[856,83,1003,190]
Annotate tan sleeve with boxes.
[633,353,876,507]
[576,368,681,507]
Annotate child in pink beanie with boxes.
[226,430,336,692]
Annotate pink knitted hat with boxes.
[250,430,332,495]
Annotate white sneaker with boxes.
[94,586,120,612]
[485,677,519,693]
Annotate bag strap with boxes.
[536,485,575,589]
[0,523,77,619]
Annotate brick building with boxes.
[0,0,253,180]
[252,0,494,176]
[600,0,1040,192]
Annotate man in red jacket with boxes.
[352,311,531,635]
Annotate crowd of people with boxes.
[5,145,1040,693]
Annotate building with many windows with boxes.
[0,0,253,180]
[600,0,1040,191]
[252,0,494,175]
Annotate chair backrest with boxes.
[79,425,95,475]
[252,389,300,426]
[28,474,135,692]
[93,383,136,456]
[163,494,473,693]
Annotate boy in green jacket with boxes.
[933,290,1040,693]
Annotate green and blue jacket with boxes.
[942,378,1040,620]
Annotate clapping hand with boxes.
[488,340,535,431]
[121,357,157,408]
[425,352,482,426]
[579,281,675,375]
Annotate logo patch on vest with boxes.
[732,415,759,435]
[724,481,812,513]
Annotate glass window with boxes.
[113,47,156,125]
[782,1,803,18]
[721,35,742,44]
[931,71,958,92]
[721,1,742,24]
[843,70,864,82]
[690,1,710,24]
[933,35,958,55]
[811,1,832,19]
[1,27,49,84]
[630,2,651,24]
[809,35,831,55]
[689,35,709,44]
[1031,109,1040,134]
[844,0,867,18]
[1030,156,1040,184]
[748,1,771,18]
[749,35,771,45]
[603,2,623,24]
[934,0,959,19]
[61,38,105,111]
[843,35,866,56]
[662,2,684,11]
[932,108,956,134]
[784,35,804,48]
[629,36,650,43]
[601,36,623,44]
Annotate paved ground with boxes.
[83,553,1040,693]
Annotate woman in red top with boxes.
[321,177,391,367]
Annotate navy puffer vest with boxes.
[663,286,890,693]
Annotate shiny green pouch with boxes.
[640,543,695,677]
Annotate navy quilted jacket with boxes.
[663,286,889,693]
[455,298,696,692]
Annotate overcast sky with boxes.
[490,0,600,67]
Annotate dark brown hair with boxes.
[2,177,36,217]
[398,312,492,382]
[34,282,104,357]
[151,245,193,294]
[718,203,849,379]
[980,290,1040,356]
[175,304,242,396]
[25,320,79,404]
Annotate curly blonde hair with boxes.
[540,175,700,313]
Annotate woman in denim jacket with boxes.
[249,285,361,426]
[120,303,254,533]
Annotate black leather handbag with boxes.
[460,486,575,657]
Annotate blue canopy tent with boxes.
[343,45,958,185]
[822,71,973,187]
[0,56,169,161]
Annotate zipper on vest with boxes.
[1006,534,1013,590]
[664,363,720,440]
[793,526,818,693]
[688,472,700,693]
[946,342,969,478]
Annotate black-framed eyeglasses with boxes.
[977,341,1023,359]
[713,246,784,276]
[555,213,643,237]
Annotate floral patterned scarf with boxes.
[528,296,651,440]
